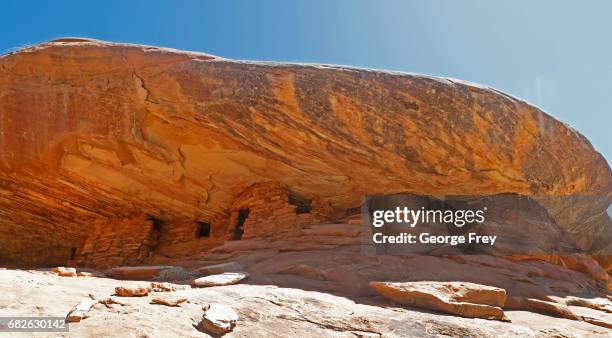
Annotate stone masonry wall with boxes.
[153,216,231,258]
[75,183,335,267]
[230,182,334,240]
[77,215,154,269]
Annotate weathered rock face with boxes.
[0,38,610,267]
[369,281,508,321]
[366,193,579,257]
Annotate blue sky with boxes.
[1,0,610,162]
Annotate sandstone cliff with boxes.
[0,38,610,267]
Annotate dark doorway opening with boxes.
[232,209,249,240]
[146,214,164,231]
[70,247,77,260]
[289,193,311,214]
[196,221,211,237]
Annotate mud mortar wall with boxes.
[230,182,335,240]
[153,216,231,259]
[73,182,335,267]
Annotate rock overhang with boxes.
[0,38,610,267]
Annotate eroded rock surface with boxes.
[1,269,610,337]
[0,39,609,267]
[0,38,610,337]
[200,303,239,335]
[151,295,187,307]
[115,285,151,297]
[156,228,612,330]
[370,281,508,321]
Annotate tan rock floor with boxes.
[0,269,610,337]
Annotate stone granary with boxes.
[76,181,335,268]
[0,39,610,270]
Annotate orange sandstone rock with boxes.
[53,267,77,277]
[507,254,612,290]
[0,39,609,268]
[151,296,187,307]
[370,281,508,321]
[114,285,151,297]
[505,297,579,320]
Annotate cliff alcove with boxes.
[0,38,609,271]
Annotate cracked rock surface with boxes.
[1,269,610,337]
[0,39,609,267]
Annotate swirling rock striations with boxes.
[0,39,609,267]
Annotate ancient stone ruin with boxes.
[1,39,609,267]
[0,39,611,336]
[76,181,334,268]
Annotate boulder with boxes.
[66,297,96,322]
[150,282,181,292]
[53,267,77,277]
[200,303,238,335]
[114,285,151,297]
[192,272,249,288]
[151,296,187,307]
[77,271,95,277]
[196,262,244,276]
[370,281,508,321]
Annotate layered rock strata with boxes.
[0,38,609,267]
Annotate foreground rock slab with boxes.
[114,285,151,297]
[506,297,579,320]
[192,272,249,287]
[370,281,508,321]
[2,269,611,337]
[200,303,238,335]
